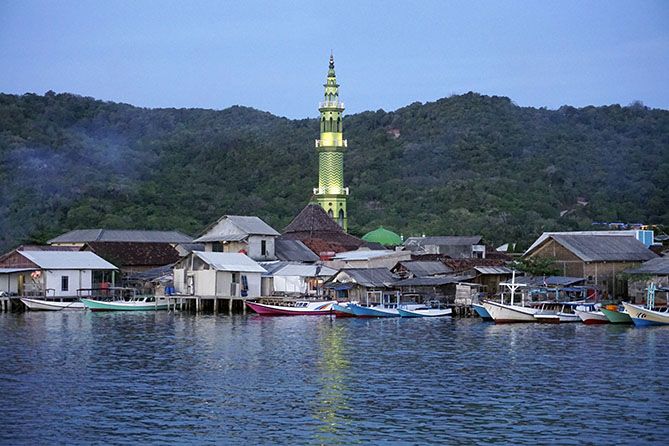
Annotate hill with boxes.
[0,91,667,253]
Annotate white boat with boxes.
[246,300,337,315]
[483,270,538,323]
[533,302,597,323]
[20,297,85,311]
[81,295,176,311]
[623,302,669,326]
[574,308,609,324]
[397,300,452,318]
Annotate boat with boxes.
[533,302,599,323]
[622,284,669,327]
[246,300,337,315]
[574,308,609,324]
[622,303,669,326]
[332,302,357,317]
[482,270,538,323]
[81,295,175,311]
[472,302,492,321]
[348,303,400,318]
[20,297,85,311]
[397,301,452,318]
[599,305,633,324]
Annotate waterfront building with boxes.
[403,236,487,259]
[194,215,280,262]
[313,54,349,231]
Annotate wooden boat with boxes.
[533,302,598,323]
[599,305,633,324]
[246,300,336,316]
[622,302,669,326]
[482,300,539,323]
[472,302,492,321]
[397,300,452,318]
[332,302,356,317]
[483,270,538,323]
[574,308,609,324]
[20,297,84,311]
[81,295,175,311]
[348,303,400,318]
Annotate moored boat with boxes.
[599,305,633,324]
[397,300,452,318]
[472,302,492,321]
[246,300,336,316]
[348,303,400,318]
[81,295,175,311]
[622,302,669,327]
[332,302,356,317]
[482,300,539,323]
[575,308,609,324]
[20,297,85,311]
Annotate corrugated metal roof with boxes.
[625,257,669,275]
[195,234,248,243]
[258,261,292,276]
[397,261,452,277]
[394,276,461,286]
[0,268,38,273]
[474,266,513,275]
[195,252,266,273]
[275,239,319,262]
[551,234,657,262]
[404,236,482,247]
[227,216,280,236]
[275,264,337,277]
[48,229,193,244]
[333,250,396,261]
[524,230,654,256]
[334,268,396,287]
[19,251,118,270]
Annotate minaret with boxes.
[314,54,348,231]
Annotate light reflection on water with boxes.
[0,312,668,445]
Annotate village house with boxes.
[624,257,669,304]
[193,215,280,262]
[322,267,397,302]
[0,250,117,298]
[403,236,487,259]
[325,249,411,270]
[523,232,658,299]
[259,262,337,296]
[173,251,266,298]
[391,260,453,279]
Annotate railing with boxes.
[319,101,344,109]
[77,287,138,301]
[313,187,349,195]
[315,139,347,148]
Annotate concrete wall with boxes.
[45,269,92,297]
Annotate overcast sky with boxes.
[1,1,667,118]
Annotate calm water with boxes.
[1,311,668,445]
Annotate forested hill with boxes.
[1,91,668,253]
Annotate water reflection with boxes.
[310,319,355,445]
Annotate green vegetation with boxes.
[1,91,667,253]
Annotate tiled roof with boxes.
[86,242,181,267]
[282,204,365,251]
[625,257,669,275]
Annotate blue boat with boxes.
[348,303,400,318]
[472,302,492,321]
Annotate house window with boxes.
[261,240,267,256]
[213,242,223,252]
[232,273,237,283]
[61,276,69,292]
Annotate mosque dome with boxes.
[362,226,403,246]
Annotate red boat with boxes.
[246,300,337,316]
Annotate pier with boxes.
[167,295,249,314]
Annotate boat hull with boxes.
[332,303,356,317]
[482,301,538,323]
[348,304,399,318]
[397,308,452,318]
[20,298,84,311]
[472,303,492,321]
[599,307,633,324]
[81,298,172,311]
[246,301,336,316]
[575,309,609,324]
[622,303,669,327]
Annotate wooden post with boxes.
[228,298,233,314]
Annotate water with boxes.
[1,312,668,445]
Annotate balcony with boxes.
[315,139,347,148]
[319,101,345,109]
[313,187,349,196]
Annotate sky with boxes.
[1,1,668,119]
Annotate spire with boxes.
[328,52,335,77]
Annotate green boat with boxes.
[599,305,633,324]
[81,295,177,311]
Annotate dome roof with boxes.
[362,226,402,246]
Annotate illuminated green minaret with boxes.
[314,54,348,231]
